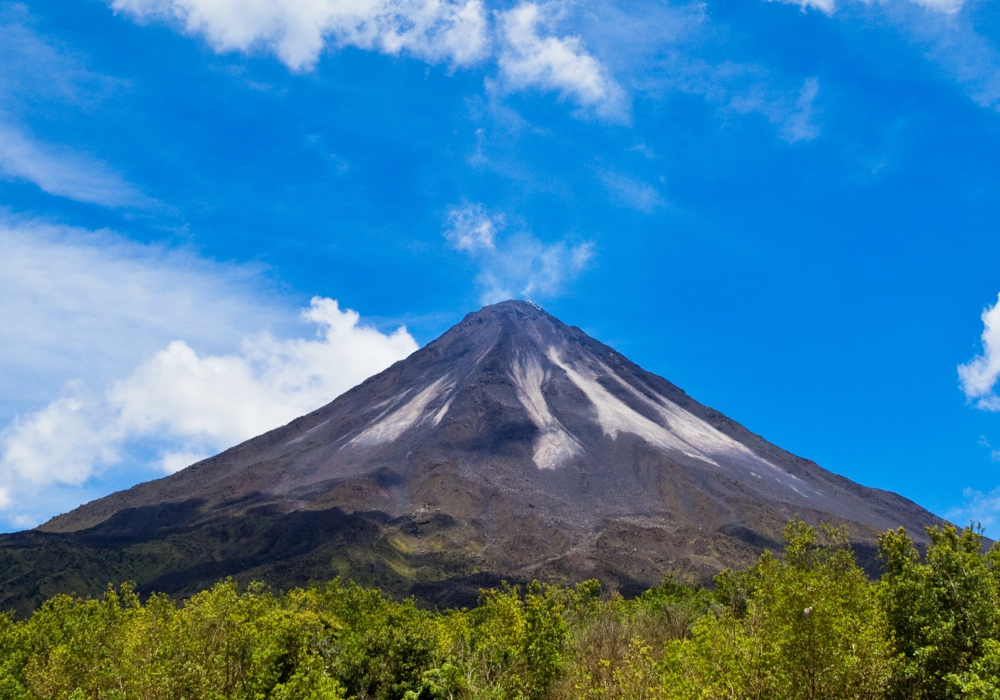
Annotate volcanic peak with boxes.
[4,298,942,615]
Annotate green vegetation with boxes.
[4,519,1000,699]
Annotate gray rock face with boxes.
[14,300,940,609]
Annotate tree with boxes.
[662,519,894,700]
[879,524,1000,699]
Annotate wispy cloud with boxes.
[766,0,837,16]
[979,436,1000,461]
[766,0,1000,112]
[0,219,283,410]
[947,486,1000,531]
[893,3,1000,111]
[496,2,628,121]
[0,4,119,107]
[958,293,1000,411]
[944,434,1000,532]
[594,167,665,212]
[768,0,962,16]
[729,76,822,143]
[0,122,149,207]
[911,0,964,13]
[0,6,150,208]
[617,33,826,144]
[552,1,827,139]
[444,202,500,252]
[444,203,594,304]
[784,78,821,142]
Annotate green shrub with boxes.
[880,524,1000,699]
[660,519,894,700]
[7,519,1000,700]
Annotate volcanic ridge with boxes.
[0,300,941,614]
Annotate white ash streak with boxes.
[509,351,582,469]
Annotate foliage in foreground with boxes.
[3,519,1000,699]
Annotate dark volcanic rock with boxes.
[0,300,942,615]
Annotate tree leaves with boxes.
[5,520,1000,700]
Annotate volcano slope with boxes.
[0,301,941,615]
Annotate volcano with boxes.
[0,301,941,614]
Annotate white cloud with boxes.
[160,450,210,475]
[898,5,1000,110]
[782,77,821,142]
[102,0,638,120]
[959,293,1000,411]
[765,0,1000,112]
[444,203,594,304]
[0,297,417,494]
[496,2,627,120]
[0,4,117,106]
[767,0,837,15]
[0,8,148,208]
[107,0,626,117]
[0,390,118,492]
[111,298,416,446]
[947,486,1000,532]
[595,168,665,212]
[978,436,1000,462]
[0,219,288,415]
[444,202,499,251]
[623,30,826,144]
[110,0,490,71]
[767,0,962,16]
[730,76,822,143]
[910,0,964,12]
[0,122,148,207]
[0,219,418,528]
[0,297,417,522]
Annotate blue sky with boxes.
[2,0,1000,532]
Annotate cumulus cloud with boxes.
[0,219,417,527]
[113,298,416,445]
[0,297,417,521]
[444,203,594,304]
[496,2,627,120]
[958,293,1000,411]
[107,0,626,116]
[0,390,116,502]
[110,0,490,71]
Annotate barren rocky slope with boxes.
[0,300,941,615]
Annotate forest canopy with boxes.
[2,519,999,700]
